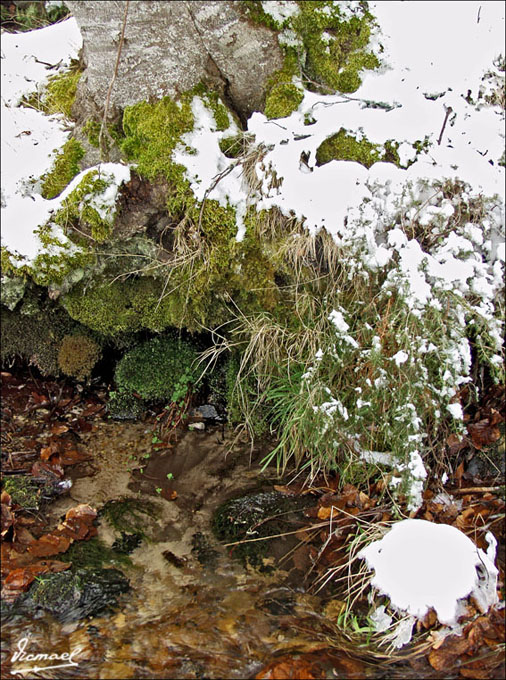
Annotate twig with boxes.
[451,486,504,494]
[437,105,453,146]
[98,0,129,161]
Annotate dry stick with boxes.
[437,105,453,146]
[451,486,504,494]
[98,0,130,162]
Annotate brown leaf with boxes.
[57,448,91,465]
[1,503,14,537]
[28,532,71,557]
[468,419,501,450]
[429,635,471,672]
[50,424,69,435]
[255,656,323,679]
[447,433,468,455]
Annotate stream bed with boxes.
[1,371,496,679]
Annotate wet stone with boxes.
[13,568,130,622]
[112,532,142,554]
[191,532,219,567]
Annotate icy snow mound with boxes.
[358,519,499,626]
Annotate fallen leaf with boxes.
[468,420,501,450]
[50,424,69,435]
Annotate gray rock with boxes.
[65,1,283,123]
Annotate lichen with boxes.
[57,334,101,380]
[40,138,85,199]
[0,273,26,310]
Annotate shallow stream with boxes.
[1,391,458,679]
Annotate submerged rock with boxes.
[14,568,129,622]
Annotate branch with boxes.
[98,0,130,161]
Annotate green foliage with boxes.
[114,334,199,403]
[1,1,69,32]
[40,138,84,199]
[219,134,249,159]
[57,334,101,380]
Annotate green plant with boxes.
[114,334,199,403]
[166,473,174,480]
[40,138,84,199]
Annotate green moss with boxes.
[316,128,383,168]
[57,334,101,380]
[315,129,429,169]
[108,389,145,420]
[243,1,379,101]
[293,1,379,94]
[40,138,84,199]
[83,119,101,148]
[99,497,158,537]
[264,52,303,119]
[53,170,113,243]
[114,334,199,403]
[1,293,89,375]
[43,67,82,118]
[219,134,248,158]
[3,477,42,511]
[60,537,132,569]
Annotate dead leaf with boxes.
[468,419,501,450]
[50,424,69,435]
[28,532,71,557]
[428,635,471,672]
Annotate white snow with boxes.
[359,519,499,641]
[1,19,130,267]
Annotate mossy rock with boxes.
[114,334,199,404]
[213,490,313,569]
[17,568,129,622]
[316,128,383,168]
[58,334,101,380]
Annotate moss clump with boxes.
[40,138,85,199]
[60,537,132,569]
[316,128,383,168]
[99,497,158,537]
[1,295,86,376]
[43,67,82,118]
[3,477,42,511]
[292,2,379,94]
[115,334,199,403]
[57,334,101,380]
[107,389,145,421]
[83,119,101,148]
[264,52,304,120]
[53,170,114,243]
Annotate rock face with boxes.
[65,0,283,123]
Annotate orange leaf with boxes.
[50,424,69,435]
